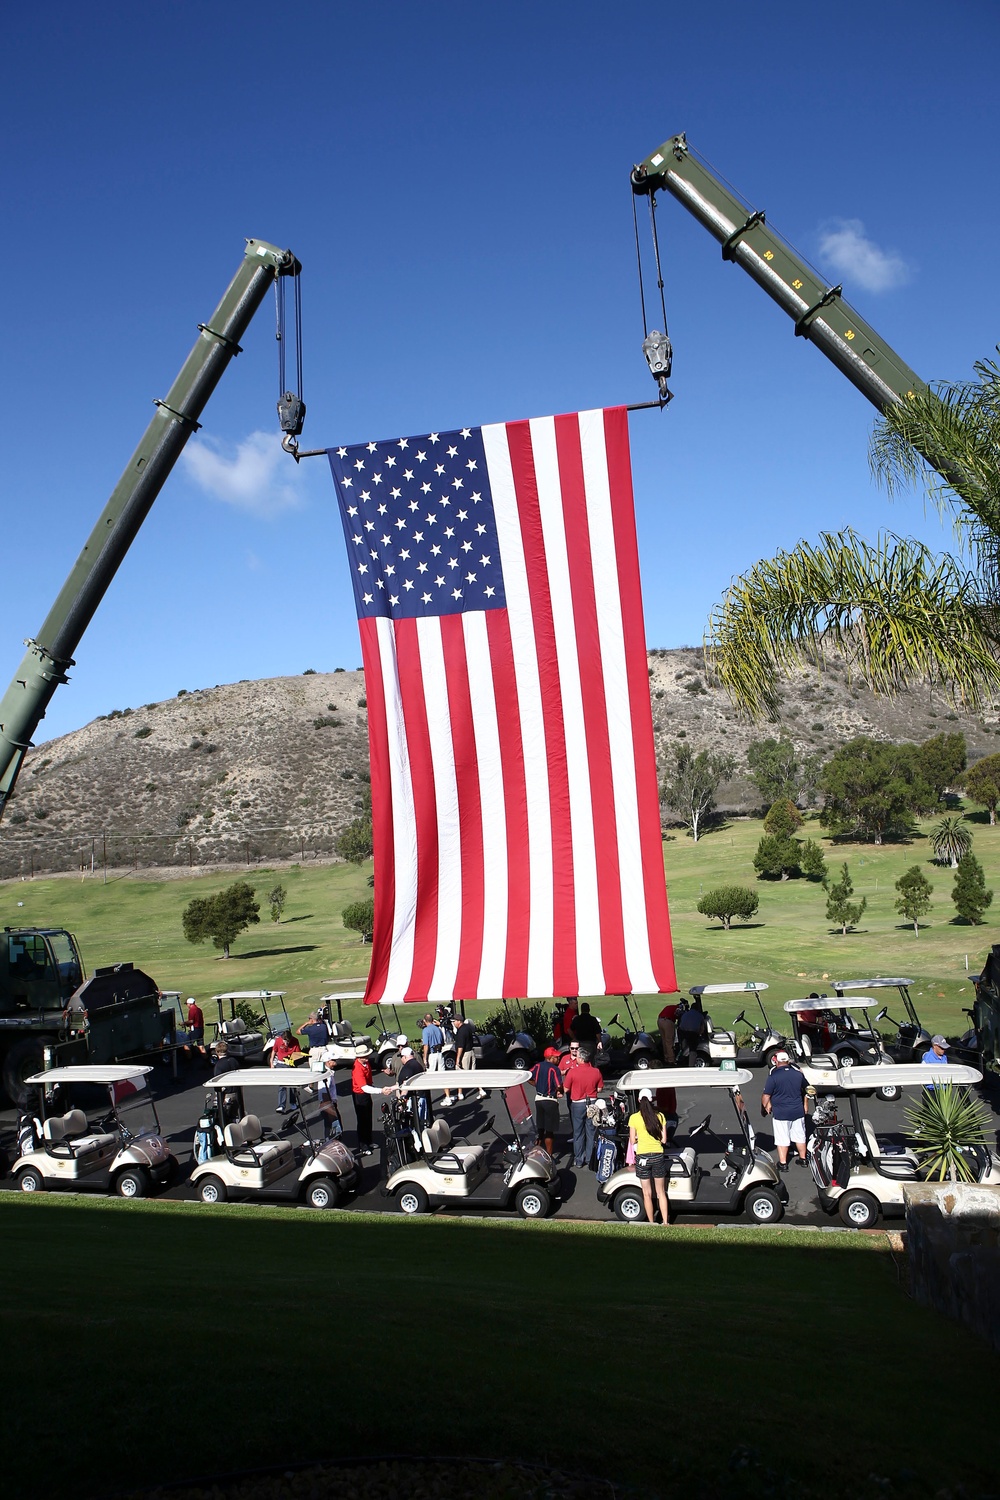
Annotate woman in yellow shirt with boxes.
[627,1088,670,1225]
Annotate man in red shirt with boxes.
[185,997,206,1057]
[657,1001,678,1066]
[564,1053,603,1169]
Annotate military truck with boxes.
[0,927,170,1105]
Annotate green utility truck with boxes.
[0,927,170,1105]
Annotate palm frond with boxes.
[706,530,1000,720]
[905,1082,991,1184]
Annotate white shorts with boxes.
[772,1116,806,1147]
[426,1051,446,1072]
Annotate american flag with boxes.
[328,407,676,1004]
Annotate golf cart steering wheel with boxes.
[689,1114,712,1137]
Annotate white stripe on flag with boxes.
[463,611,509,998]
[416,618,463,1001]
[578,409,659,993]
[375,618,418,999]
[481,420,554,997]
[528,415,605,993]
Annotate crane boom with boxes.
[0,238,299,816]
[632,133,925,413]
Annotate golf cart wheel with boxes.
[398,1183,429,1216]
[511,1053,531,1073]
[115,1167,149,1200]
[839,1190,880,1229]
[443,1055,456,1071]
[17,1166,45,1194]
[744,1186,783,1224]
[197,1174,228,1206]
[634,1052,653,1070]
[305,1175,339,1211]
[612,1188,646,1223]
[692,1054,708,1069]
[876,1083,901,1102]
[514,1183,551,1219]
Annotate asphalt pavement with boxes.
[3,1053,979,1226]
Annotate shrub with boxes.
[754,834,801,880]
[762,798,803,838]
[313,715,340,729]
[696,885,760,929]
[342,898,374,943]
[799,839,827,881]
[134,726,152,739]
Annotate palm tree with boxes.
[930,815,973,868]
[708,357,1000,719]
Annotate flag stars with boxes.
[363,592,373,604]
[484,585,495,598]
[444,526,455,539]
[429,433,440,444]
[336,446,348,458]
[452,478,463,490]
[416,450,427,462]
[378,504,388,515]
[447,557,459,570]
[395,518,407,531]
[431,544,441,556]
[480,554,491,566]
[358,563,368,575]
[385,455,397,467]
[381,534,391,545]
[399,548,411,560]
[417,561,428,573]
[476,524,487,536]
[466,572,477,583]
[421,592,432,603]
[457,509,468,521]
[366,442,378,453]
[434,464,445,476]
[364,520,375,532]
[352,534,362,545]
[347,506,358,517]
[426,513,437,525]
[409,500,420,512]
[390,487,401,499]
[471,491,482,503]
[421,482,432,494]
[446,445,458,458]
[404,469,414,480]
[466,459,477,471]
[460,428,471,438]
[413,531,425,543]
[452,588,462,600]
[461,541,473,553]
[361,490,371,501]
[403,579,414,591]
[354,459,366,470]
[390,595,399,606]
[435,575,445,586]
[397,438,408,449]
[342,477,353,488]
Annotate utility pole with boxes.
[102,831,107,884]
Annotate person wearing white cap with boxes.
[761,1051,809,1171]
[627,1087,671,1225]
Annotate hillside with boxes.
[1,652,998,880]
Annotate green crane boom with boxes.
[0,238,299,816]
[632,133,925,412]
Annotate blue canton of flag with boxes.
[328,427,507,620]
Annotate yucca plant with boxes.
[905,1081,992,1183]
[930,814,973,868]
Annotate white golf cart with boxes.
[728,985,790,1067]
[314,993,377,1067]
[783,996,901,1099]
[13,1064,178,1198]
[830,977,931,1064]
[210,992,277,1064]
[594,995,660,1074]
[596,1067,787,1225]
[381,1070,559,1218]
[807,1063,1000,1228]
[362,1001,409,1074]
[190,1069,359,1209]
[681,985,745,1066]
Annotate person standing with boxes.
[530,1047,564,1158]
[628,1087,671,1225]
[298,1011,332,1067]
[351,1051,385,1155]
[185,997,206,1058]
[569,1002,601,1061]
[316,1058,344,1142]
[453,1013,483,1101]
[564,1050,604,1169]
[656,1000,678,1065]
[396,1044,431,1127]
[677,1000,707,1065]
[421,1012,454,1107]
[270,1028,302,1118]
[761,1050,809,1170]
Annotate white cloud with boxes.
[816,218,912,293]
[181,430,305,518]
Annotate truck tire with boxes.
[2,1038,46,1108]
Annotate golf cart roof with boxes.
[689,983,768,996]
[212,991,285,1001]
[204,1067,321,1089]
[616,1067,754,1091]
[833,1063,982,1090]
[321,992,366,1002]
[24,1064,153,1086]
[398,1069,532,1092]
[830,978,913,991]
[784,996,884,1013]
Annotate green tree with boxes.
[915,732,967,803]
[336,782,373,865]
[930,814,973,868]
[819,737,925,844]
[706,358,1000,719]
[762,797,804,838]
[267,884,287,924]
[342,897,375,943]
[952,852,994,925]
[963,753,1000,825]
[182,880,260,959]
[659,744,735,842]
[823,863,867,935]
[753,834,802,881]
[746,737,823,808]
[696,885,760,930]
[894,865,934,935]
[799,838,827,882]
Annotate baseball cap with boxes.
[773,1050,791,1064]
[931,1035,948,1047]
[638,1087,653,1101]
[543,1047,559,1059]
[400,1045,414,1058]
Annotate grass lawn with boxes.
[1,808,997,1038]
[3,1194,997,1500]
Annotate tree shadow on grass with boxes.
[230,944,319,960]
[704,923,767,932]
[278,915,314,924]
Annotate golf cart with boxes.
[784,997,901,1099]
[597,1067,786,1224]
[674,986,740,1067]
[474,1007,536,1073]
[210,992,274,1064]
[730,985,789,1067]
[807,1063,1000,1227]
[13,1064,178,1198]
[314,993,377,1067]
[830,978,930,1064]
[381,1070,559,1218]
[595,995,660,1074]
[190,1069,359,1209]
[362,1001,409,1075]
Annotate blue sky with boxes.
[2,1,998,743]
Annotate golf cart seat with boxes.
[223,1114,295,1171]
[218,1018,264,1058]
[42,1109,117,1162]
[420,1118,486,1174]
[798,1035,840,1070]
[666,1147,697,1178]
[861,1118,919,1178]
[330,1021,353,1041]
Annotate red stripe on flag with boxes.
[394,619,440,1002]
[359,617,393,1004]
[554,413,630,993]
[604,407,677,992]
[440,615,486,1000]
[506,420,578,998]
[486,609,531,997]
